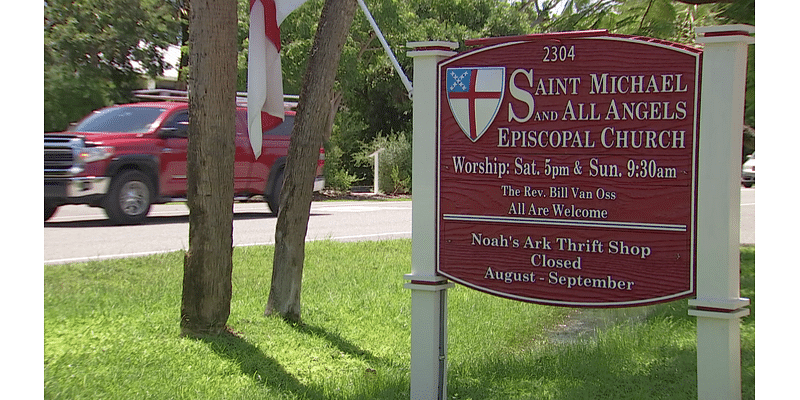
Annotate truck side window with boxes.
[162,111,189,138]
[267,115,293,137]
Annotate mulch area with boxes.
[312,189,411,202]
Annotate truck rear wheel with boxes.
[45,201,59,221]
[103,170,152,225]
[267,169,284,215]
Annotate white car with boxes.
[741,152,755,188]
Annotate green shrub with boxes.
[326,168,359,192]
[360,133,412,194]
[322,143,359,192]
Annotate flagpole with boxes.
[356,0,413,97]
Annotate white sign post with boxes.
[404,41,458,400]
[368,148,383,194]
[688,25,754,400]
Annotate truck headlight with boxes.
[78,146,114,163]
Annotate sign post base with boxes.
[404,278,454,400]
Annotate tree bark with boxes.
[180,0,238,337]
[265,0,358,322]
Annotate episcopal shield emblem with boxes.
[446,67,505,142]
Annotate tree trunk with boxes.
[265,0,358,322]
[180,0,238,337]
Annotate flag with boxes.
[248,0,308,158]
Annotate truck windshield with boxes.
[71,106,166,133]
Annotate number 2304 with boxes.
[542,45,575,62]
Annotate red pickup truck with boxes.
[44,90,325,225]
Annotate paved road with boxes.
[44,188,754,265]
[739,186,755,245]
[44,200,412,265]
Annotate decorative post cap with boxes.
[696,24,754,44]
[407,41,459,57]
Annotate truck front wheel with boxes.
[103,170,152,225]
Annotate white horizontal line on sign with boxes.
[442,214,687,232]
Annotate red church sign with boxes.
[436,31,702,307]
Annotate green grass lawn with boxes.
[44,241,754,399]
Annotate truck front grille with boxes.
[44,135,82,178]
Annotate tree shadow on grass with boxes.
[290,321,387,368]
[199,323,409,400]
[199,329,326,400]
[288,320,410,398]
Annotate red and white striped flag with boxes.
[248,0,308,158]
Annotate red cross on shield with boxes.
[446,67,505,142]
